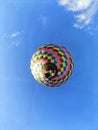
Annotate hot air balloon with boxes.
[30,44,74,87]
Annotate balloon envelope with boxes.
[30,44,74,87]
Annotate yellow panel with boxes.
[61,68,64,72]
[68,70,72,76]
[53,80,57,83]
[59,79,63,83]
[43,54,48,58]
[49,70,52,73]
[36,55,39,59]
[48,56,52,60]
[71,64,74,69]
[51,59,54,63]
[39,54,43,58]
[59,51,64,55]
[64,76,68,80]
[62,56,66,61]
[54,47,60,51]
[62,62,66,67]
[51,73,55,76]
[48,45,54,48]
[58,71,61,75]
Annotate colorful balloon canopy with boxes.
[30,44,74,87]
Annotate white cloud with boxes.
[0,31,23,48]
[40,15,47,27]
[10,31,23,47]
[11,40,20,47]
[0,31,23,39]
[10,31,21,37]
[58,0,98,29]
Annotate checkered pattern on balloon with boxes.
[30,44,74,87]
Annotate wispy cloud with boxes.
[39,15,47,28]
[10,31,21,38]
[11,40,20,47]
[0,31,23,47]
[58,0,98,29]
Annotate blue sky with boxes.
[0,0,98,130]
